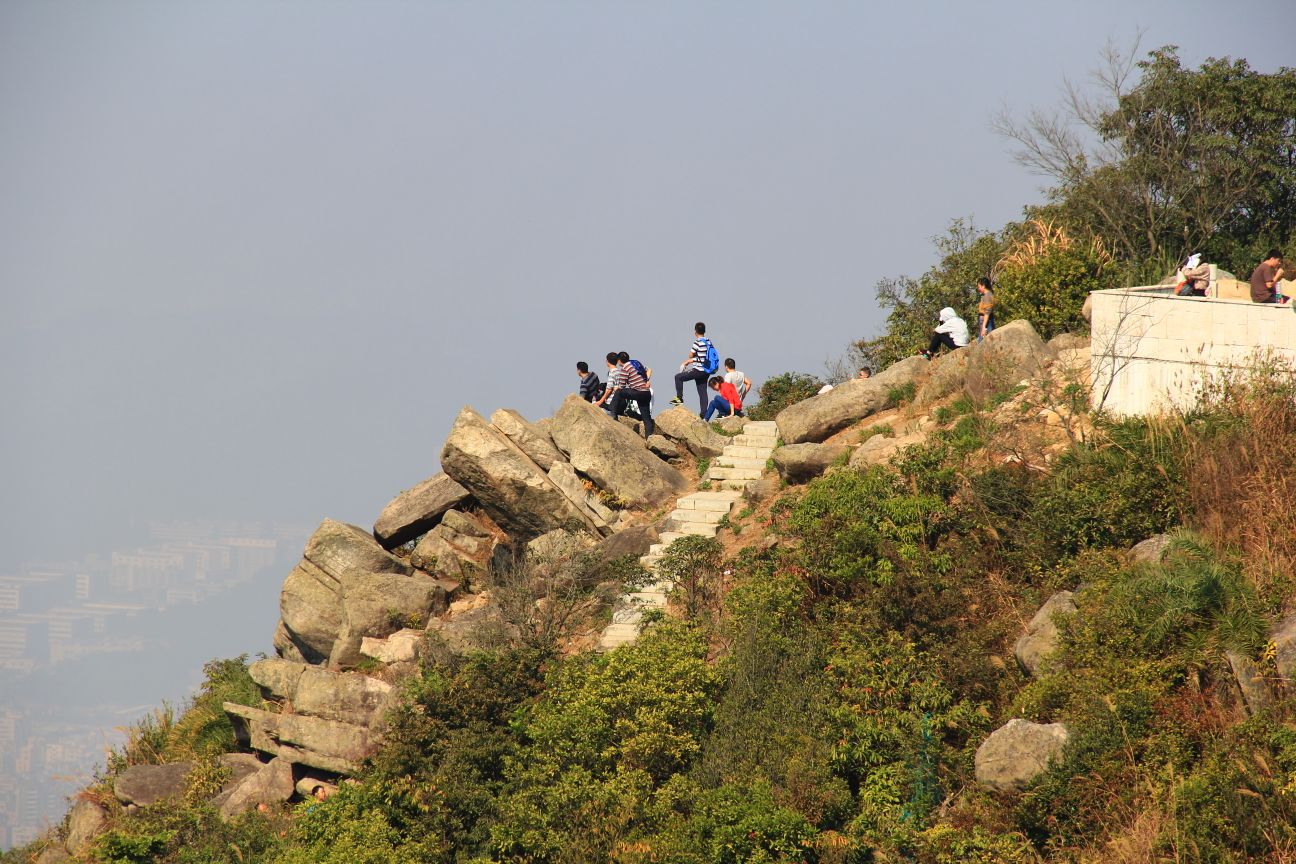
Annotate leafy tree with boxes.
[997,43,1296,272]
[858,220,1006,368]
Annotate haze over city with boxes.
[1,0,1291,849]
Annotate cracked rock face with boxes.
[441,406,598,541]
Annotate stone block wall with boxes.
[1089,287,1296,416]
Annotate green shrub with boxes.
[748,372,823,421]
[887,380,917,406]
[277,778,451,864]
[656,535,723,621]
[645,781,823,864]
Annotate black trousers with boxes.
[611,388,654,436]
[675,368,709,413]
[927,331,957,355]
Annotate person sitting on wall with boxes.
[1250,249,1286,304]
[1175,253,1211,296]
[920,307,970,359]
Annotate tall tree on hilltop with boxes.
[995,41,1296,274]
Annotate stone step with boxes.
[629,587,668,601]
[672,521,719,537]
[706,466,764,481]
[598,623,640,649]
[673,492,741,512]
[713,478,753,491]
[713,456,767,470]
[743,421,779,434]
[612,605,644,625]
[732,435,778,448]
[639,554,662,568]
[720,445,769,459]
[669,507,726,524]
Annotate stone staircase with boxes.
[597,420,779,650]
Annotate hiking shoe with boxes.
[669,396,683,405]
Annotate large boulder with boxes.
[594,524,659,562]
[273,520,444,666]
[963,319,1048,401]
[249,659,394,727]
[547,462,617,533]
[214,757,295,820]
[914,347,970,406]
[361,628,424,664]
[549,396,689,509]
[771,443,849,484]
[1014,591,1076,677]
[975,719,1069,791]
[114,763,192,806]
[653,407,729,458]
[848,430,924,469]
[646,435,681,460]
[334,570,448,666]
[425,592,512,654]
[491,408,565,471]
[441,407,600,542]
[372,472,470,549]
[275,519,413,664]
[776,356,927,444]
[64,799,107,853]
[1129,534,1172,564]
[224,702,378,775]
[411,510,501,581]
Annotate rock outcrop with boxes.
[963,320,1048,400]
[372,472,470,549]
[114,763,192,806]
[549,396,689,509]
[491,408,565,471]
[771,443,849,484]
[1014,591,1076,677]
[441,406,601,541]
[224,702,379,775]
[213,757,295,820]
[249,659,395,727]
[64,799,107,854]
[975,719,1069,791]
[915,347,970,406]
[653,407,729,458]
[776,356,927,444]
[410,509,500,583]
[274,519,418,665]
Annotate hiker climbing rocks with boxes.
[607,352,655,436]
[672,321,720,416]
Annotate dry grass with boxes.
[996,217,1114,275]
[1184,366,1296,604]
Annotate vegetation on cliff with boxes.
[7,44,1296,864]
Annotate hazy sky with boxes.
[3,1,1292,569]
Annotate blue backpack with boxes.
[701,339,719,375]
[629,359,650,381]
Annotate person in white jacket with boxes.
[921,307,970,358]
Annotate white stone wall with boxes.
[1089,287,1296,416]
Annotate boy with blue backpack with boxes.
[671,321,720,416]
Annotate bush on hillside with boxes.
[747,371,822,422]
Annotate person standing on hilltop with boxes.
[1250,249,1286,304]
[671,321,720,416]
[976,277,997,340]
